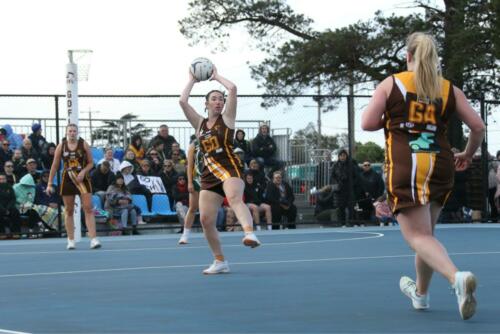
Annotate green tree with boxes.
[354,141,385,163]
[180,0,498,149]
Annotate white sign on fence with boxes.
[137,175,167,194]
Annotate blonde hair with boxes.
[407,32,441,102]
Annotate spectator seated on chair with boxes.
[244,171,272,231]
[35,169,64,230]
[127,134,145,163]
[3,161,18,186]
[21,138,39,164]
[28,123,47,158]
[373,194,397,226]
[40,142,56,171]
[98,147,121,174]
[173,173,189,225]
[0,139,13,171]
[0,124,23,151]
[313,185,338,225]
[91,161,116,203]
[167,142,186,161]
[0,173,21,238]
[159,159,178,209]
[264,171,297,230]
[149,124,178,158]
[234,129,252,164]
[13,174,56,233]
[105,173,140,234]
[123,149,140,174]
[119,160,152,210]
[12,149,26,180]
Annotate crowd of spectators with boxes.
[2,120,497,237]
[0,122,294,237]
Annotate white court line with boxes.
[0,250,498,279]
[0,232,384,256]
[0,329,31,334]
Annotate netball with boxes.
[190,57,213,81]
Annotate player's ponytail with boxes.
[407,32,441,102]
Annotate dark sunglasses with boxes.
[150,152,158,155]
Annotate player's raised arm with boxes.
[179,70,204,131]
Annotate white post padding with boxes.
[66,61,82,242]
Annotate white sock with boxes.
[183,228,191,236]
[267,225,272,230]
[256,225,262,231]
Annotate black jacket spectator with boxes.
[12,151,26,179]
[41,143,56,170]
[0,175,21,235]
[35,173,61,207]
[234,129,252,163]
[21,138,39,163]
[359,165,385,201]
[3,161,18,185]
[159,162,178,208]
[265,172,297,229]
[251,124,277,160]
[244,175,266,206]
[28,123,47,157]
[358,162,385,221]
[0,140,13,170]
[330,149,360,225]
[91,162,116,193]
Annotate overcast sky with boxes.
[3,0,493,149]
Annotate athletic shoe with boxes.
[90,238,102,249]
[399,276,430,310]
[178,235,189,245]
[67,239,76,250]
[203,260,230,275]
[242,232,261,248]
[453,271,477,320]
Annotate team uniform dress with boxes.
[384,71,456,213]
[198,115,244,196]
[60,137,92,196]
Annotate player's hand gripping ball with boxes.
[190,57,214,81]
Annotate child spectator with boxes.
[105,173,140,234]
[373,194,397,226]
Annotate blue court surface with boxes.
[0,224,498,333]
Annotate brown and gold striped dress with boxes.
[384,71,456,213]
[60,137,92,196]
[197,115,243,191]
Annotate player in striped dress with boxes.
[180,65,260,274]
[362,32,484,320]
[46,124,101,250]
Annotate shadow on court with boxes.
[0,225,498,333]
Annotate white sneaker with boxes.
[178,235,189,245]
[90,238,102,249]
[242,232,261,248]
[67,239,76,250]
[203,260,230,275]
[453,271,477,320]
[400,276,430,310]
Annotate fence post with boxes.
[480,94,488,218]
